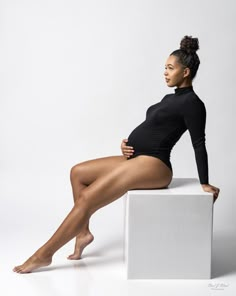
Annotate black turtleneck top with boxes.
[127,86,209,184]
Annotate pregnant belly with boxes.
[127,125,164,153]
[127,125,173,173]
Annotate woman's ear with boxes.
[183,67,191,78]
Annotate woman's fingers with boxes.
[213,187,220,203]
[123,147,134,157]
[123,146,134,152]
[121,139,127,149]
[202,184,220,203]
[121,139,129,148]
[120,139,134,157]
[211,186,220,202]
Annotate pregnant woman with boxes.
[13,35,220,273]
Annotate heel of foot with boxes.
[67,233,94,260]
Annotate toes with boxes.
[14,266,23,273]
[67,254,74,260]
[13,265,31,274]
[67,254,81,260]
[13,266,21,273]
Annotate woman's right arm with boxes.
[120,139,134,158]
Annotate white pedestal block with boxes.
[124,178,214,279]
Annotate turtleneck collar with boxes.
[174,86,193,95]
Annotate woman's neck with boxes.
[176,79,192,89]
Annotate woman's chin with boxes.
[166,82,175,88]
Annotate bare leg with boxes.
[67,177,93,260]
[68,156,127,259]
[13,155,172,273]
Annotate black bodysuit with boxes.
[127,86,209,184]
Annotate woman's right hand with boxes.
[121,139,134,158]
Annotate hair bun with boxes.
[180,35,199,54]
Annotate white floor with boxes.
[1,220,236,296]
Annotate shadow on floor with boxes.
[212,231,236,278]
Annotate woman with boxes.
[13,35,220,273]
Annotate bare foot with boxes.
[67,232,94,260]
[13,254,52,274]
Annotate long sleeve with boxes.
[183,96,209,184]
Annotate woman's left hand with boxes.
[201,184,220,203]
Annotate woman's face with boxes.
[164,55,190,88]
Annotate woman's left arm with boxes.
[183,96,220,203]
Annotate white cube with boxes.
[124,178,214,279]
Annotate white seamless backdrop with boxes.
[0,0,235,241]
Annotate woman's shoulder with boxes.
[184,90,205,107]
[182,91,206,117]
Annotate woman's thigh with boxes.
[79,155,173,215]
[71,155,128,186]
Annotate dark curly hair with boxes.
[170,35,200,80]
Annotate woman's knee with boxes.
[74,192,93,216]
[70,164,83,183]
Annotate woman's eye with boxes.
[165,66,174,70]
